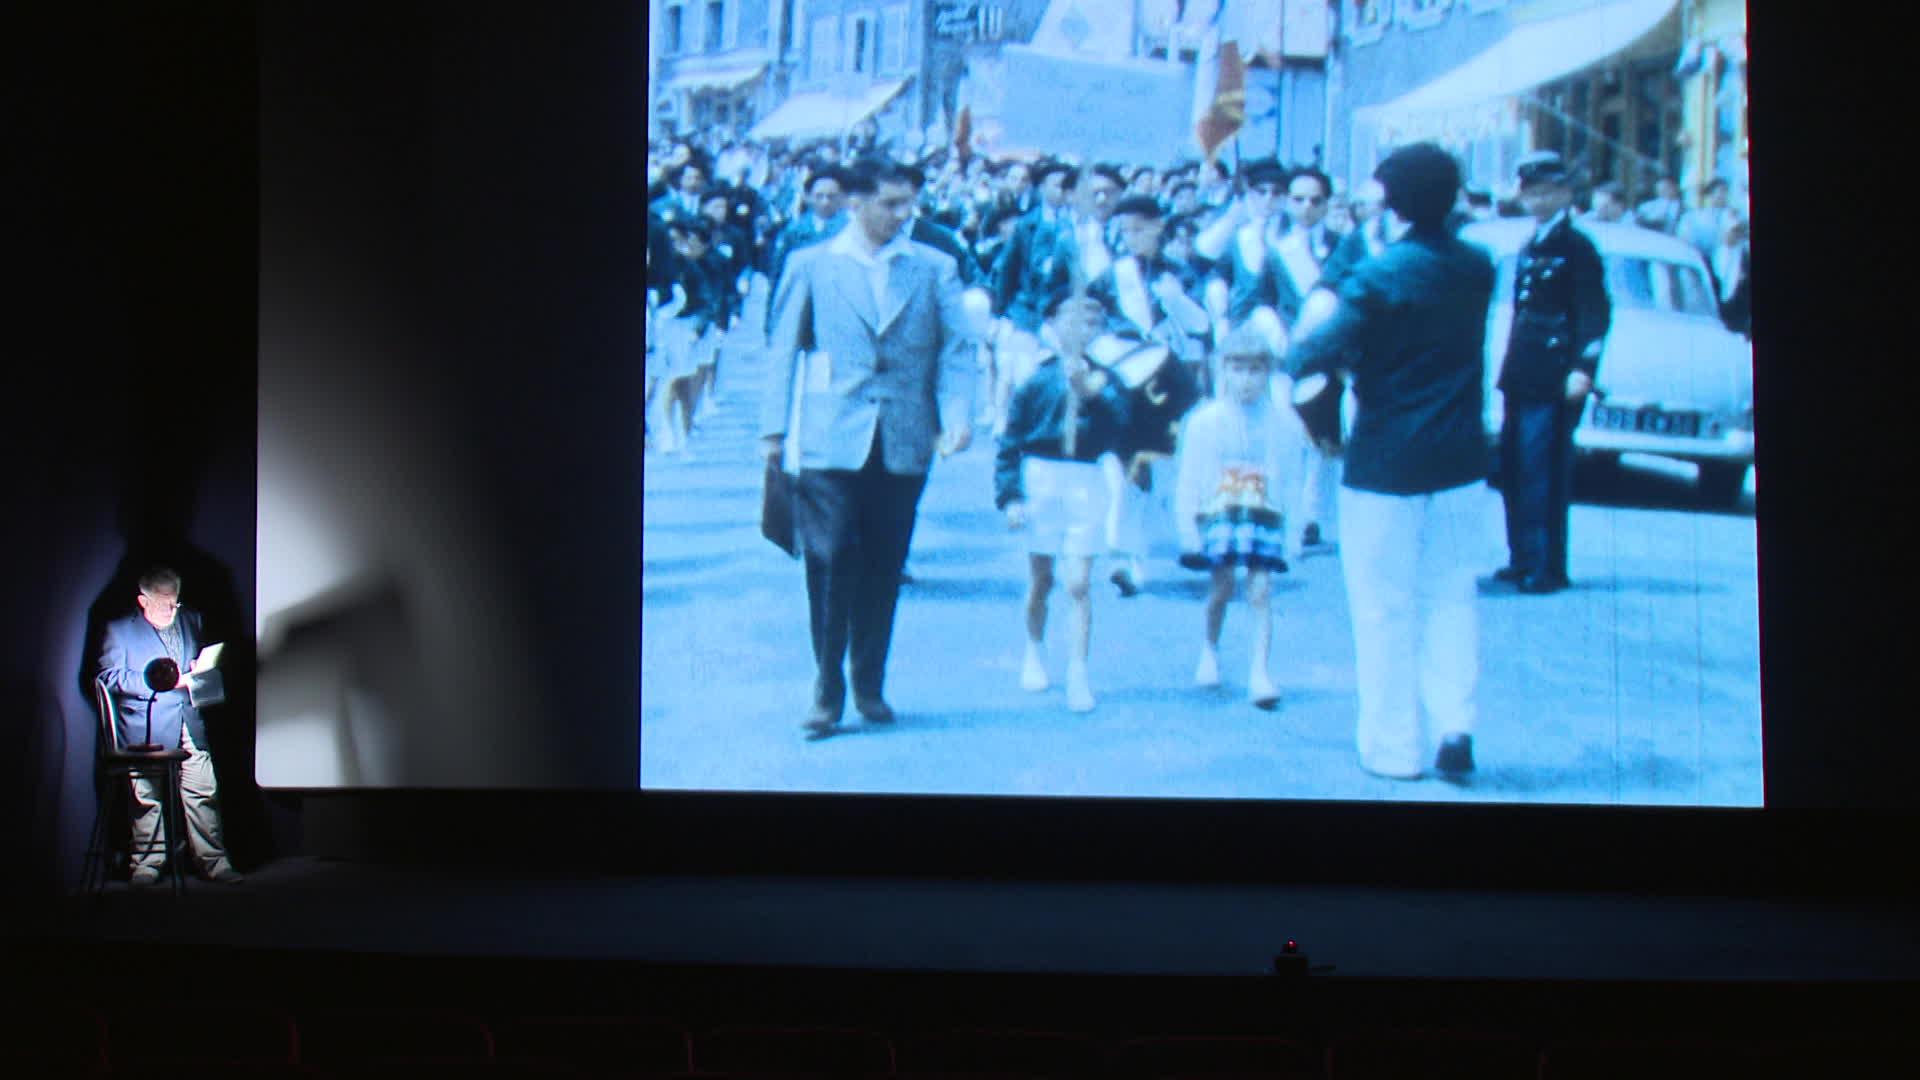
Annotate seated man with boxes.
[97,567,242,885]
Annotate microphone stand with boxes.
[134,657,180,754]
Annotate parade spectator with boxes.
[1284,141,1499,781]
[1680,177,1741,259]
[1635,173,1685,234]
[1583,181,1629,225]
[1492,151,1611,596]
[1175,329,1294,710]
[1711,216,1752,339]
[996,291,1134,712]
[758,158,977,738]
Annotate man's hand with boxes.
[1565,370,1594,401]
[940,427,973,456]
[1064,352,1098,399]
[759,435,785,462]
[1005,501,1027,531]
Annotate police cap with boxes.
[1516,150,1570,188]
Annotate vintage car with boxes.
[1462,218,1755,505]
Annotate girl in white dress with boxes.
[1175,330,1296,709]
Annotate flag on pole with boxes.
[954,104,973,166]
[1238,0,1284,66]
[1193,34,1246,163]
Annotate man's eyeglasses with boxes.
[143,596,182,612]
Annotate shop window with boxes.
[1346,1,1387,45]
[705,1,725,52]
[851,15,869,72]
[810,16,835,78]
[665,3,684,54]
[1397,0,1451,31]
[979,2,1005,40]
[883,4,909,71]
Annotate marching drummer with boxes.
[995,289,1135,713]
[1081,194,1211,598]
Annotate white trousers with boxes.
[1338,482,1495,777]
[130,723,234,875]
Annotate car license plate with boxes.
[1590,404,1701,437]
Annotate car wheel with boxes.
[1696,462,1749,506]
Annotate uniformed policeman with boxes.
[1492,151,1611,595]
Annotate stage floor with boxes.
[19,857,1920,983]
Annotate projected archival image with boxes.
[641,0,1759,805]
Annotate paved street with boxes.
[642,284,1762,806]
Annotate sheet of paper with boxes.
[189,669,226,709]
[194,641,224,671]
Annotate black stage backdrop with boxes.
[8,2,1917,901]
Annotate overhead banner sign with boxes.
[993,46,1193,163]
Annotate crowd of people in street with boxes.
[645,124,1753,780]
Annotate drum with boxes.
[1291,371,1346,453]
[1091,335,1203,455]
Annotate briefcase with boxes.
[760,458,799,559]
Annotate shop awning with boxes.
[661,62,767,94]
[1359,0,1678,120]
[750,79,910,141]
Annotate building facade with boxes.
[747,0,932,145]
[651,0,778,139]
[1330,0,1717,202]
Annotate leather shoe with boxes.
[853,697,895,725]
[1110,568,1139,598]
[1518,573,1569,595]
[1434,734,1475,777]
[1302,522,1322,547]
[802,703,844,738]
[1491,565,1528,584]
